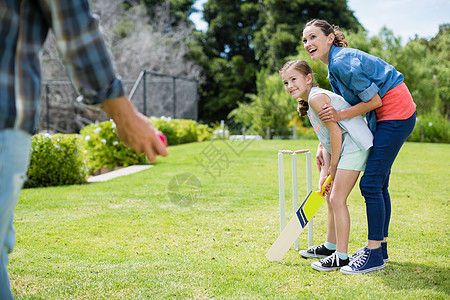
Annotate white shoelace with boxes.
[350,242,368,260]
[308,244,322,255]
[351,248,365,260]
[321,252,338,266]
[350,251,368,268]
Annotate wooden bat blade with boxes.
[265,214,304,262]
[265,191,326,262]
[265,175,331,262]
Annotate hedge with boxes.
[25,133,87,188]
[25,118,214,187]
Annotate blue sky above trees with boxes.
[190,0,450,44]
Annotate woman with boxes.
[302,19,416,274]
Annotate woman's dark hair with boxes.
[305,19,348,48]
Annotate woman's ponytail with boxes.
[305,19,348,48]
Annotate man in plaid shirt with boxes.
[0,1,168,298]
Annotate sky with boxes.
[189,0,450,44]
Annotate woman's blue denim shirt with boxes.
[327,45,404,132]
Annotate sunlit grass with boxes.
[10,140,449,299]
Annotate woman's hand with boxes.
[319,94,382,122]
[318,104,340,122]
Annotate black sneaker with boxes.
[311,253,349,272]
[299,244,335,259]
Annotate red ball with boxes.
[157,132,168,147]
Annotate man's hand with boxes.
[101,96,168,162]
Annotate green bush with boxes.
[149,117,213,145]
[25,119,213,187]
[295,123,317,140]
[228,69,296,137]
[80,120,147,174]
[408,113,450,143]
[25,133,87,188]
[80,118,213,174]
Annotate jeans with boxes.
[360,113,416,241]
[0,129,31,300]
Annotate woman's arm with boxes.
[318,93,382,122]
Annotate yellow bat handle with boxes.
[318,175,332,196]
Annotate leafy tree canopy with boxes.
[198,0,361,123]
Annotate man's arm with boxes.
[44,1,167,161]
[101,96,168,162]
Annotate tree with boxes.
[197,0,361,124]
[197,0,260,123]
[254,0,361,72]
[228,69,295,136]
[129,0,196,28]
[425,24,450,118]
[203,0,260,60]
[42,0,202,81]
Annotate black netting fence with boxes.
[39,71,198,133]
[129,71,198,120]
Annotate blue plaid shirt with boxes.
[0,0,125,134]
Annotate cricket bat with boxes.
[265,175,332,262]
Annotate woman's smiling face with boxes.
[302,25,334,64]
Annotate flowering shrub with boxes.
[150,117,213,145]
[25,133,87,188]
[25,118,214,187]
[80,120,147,174]
[80,117,213,174]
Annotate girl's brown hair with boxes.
[279,60,313,117]
[305,19,348,48]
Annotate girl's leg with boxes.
[310,168,360,271]
[329,169,361,254]
[321,149,336,246]
[299,148,335,259]
[325,193,336,245]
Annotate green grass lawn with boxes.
[10,140,450,299]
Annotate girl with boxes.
[302,19,416,274]
[279,60,373,272]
